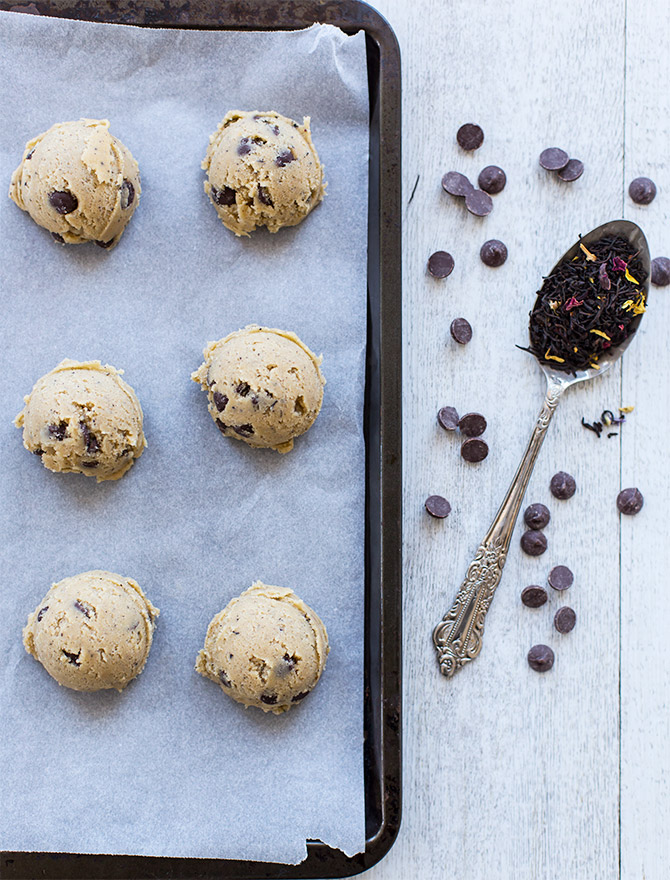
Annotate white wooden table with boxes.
[358,0,670,877]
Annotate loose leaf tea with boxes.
[522,235,648,374]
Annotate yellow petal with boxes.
[624,268,639,284]
[580,243,597,261]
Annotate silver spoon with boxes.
[433,219,650,678]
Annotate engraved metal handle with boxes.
[433,380,565,677]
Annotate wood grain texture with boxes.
[353,0,668,877]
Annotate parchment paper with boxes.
[0,11,368,864]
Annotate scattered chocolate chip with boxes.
[527,644,554,672]
[461,437,489,462]
[81,461,98,468]
[425,494,451,518]
[210,184,236,206]
[629,176,656,205]
[478,165,506,194]
[37,606,48,622]
[548,565,573,591]
[260,693,278,705]
[539,148,569,171]
[480,239,508,267]
[95,239,115,249]
[237,137,253,155]
[458,412,487,437]
[617,487,644,515]
[120,179,135,209]
[456,123,484,151]
[33,448,44,456]
[48,190,78,214]
[257,186,273,207]
[215,419,227,435]
[25,149,34,160]
[450,317,472,344]
[651,257,670,287]
[557,158,584,182]
[213,391,228,412]
[437,406,460,431]
[51,232,65,244]
[232,424,254,436]
[74,599,91,618]
[521,585,548,608]
[520,529,547,556]
[464,188,493,216]
[218,669,232,688]
[524,503,550,530]
[291,691,310,702]
[48,421,67,441]
[236,382,250,396]
[550,471,576,499]
[441,171,473,197]
[554,606,576,634]
[427,251,454,278]
[62,649,81,666]
[283,653,298,670]
[275,149,295,167]
[80,421,99,454]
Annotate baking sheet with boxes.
[0,11,368,865]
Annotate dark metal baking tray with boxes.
[0,1,401,877]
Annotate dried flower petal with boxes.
[590,329,611,340]
[544,349,565,363]
[579,242,597,261]
[624,267,639,285]
[612,256,627,272]
[565,296,584,311]
[599,262,611,290]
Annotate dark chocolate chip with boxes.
[425,494,451,518]
[218,669,232,688]
[550,471,576,499]
[51,232,65,244]
[539,147,569,171]
[74,599,92,618]
[427,251,454,278]
[37,606,48,622]
[458,412,487,437]
[437,405,460,431]
[548,565,574,591]
[283,653,298,670]
[236,382,250,397]
[461,437,489,462]
[95,238,115,249]
[81,461,98,468]
[456,123,484,151]
[62,649,81,666]
[441,171,473,197]
[524,503,550,530]
[291,691,310,702]
[275,149,295,167]
[520,529,547,556]
[480,239,508,267]
[521,585,548,608]
[237,137,253,155]
[478,165,506,194]
[210,184,236,206]
[120,179,135,209]
[48,190,78,214]
[629,176,656,205]
[450,317,472,344]
[25,149,34,160]
[48,421,67,441]
[215,419,227,435]
[554,606,577,634]
[651,257,670,287]
[557,158,584,181]
[213,391,228,412]
[80,421,100,454]
[527,644,554,672]
[257,186,274,207]
[260,693,278,705]
[464,188,493,216]
[232,424,254,436]
[33,448,44,456]
[617,487,644,515]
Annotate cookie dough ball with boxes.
[15,359,146,482]
[195,581,329,713]
[192,325,325,453]
[23,570,159,692]
[9,118,141,249]
[202,110,324,236]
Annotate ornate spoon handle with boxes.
[433,381,564,678]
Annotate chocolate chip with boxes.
[450,317,472,344]
[461,437,489,462]
[520,529,547,556]
[25,149,34,160]
[617,487,644,515]
[548,565,573,591]
[425,495,451,518]
[81,461,98,468]
[120,179,135,209]
[238,138,253,155]
[51,232,65,244]
[48,190,78,214]
[524,503,550,530]
[283,653,298,670]
[527,644,554,672]
[218,669,232,688]
[291,691,310,702]
[464,189,493,216]
[478,165,506,194]
[554,606,576,634]
[557,158,584,181]
[210,184,236,206]
[260,693,278,705]
[236,382,250,397]
[74,599,92,618]
[539,148,569,171]
[480,239,508,267]
[275,149,295,167]
[62,649,81,666]
[48,421,67,441]
[215,419,227,435]
[651,257,670,287]
[232,424,254,436]
[213,391,228,412]
[456,123,484,151]
[95,238,115,249]
[521,585,548,608]
[458,412,487,437]
[37,606,48,622]
[427,251,454,278]
[441,171,473,197]
[550,471,576,499]
[257,186,273,206]
[629,176,656,205]
[80,421,99,454]
[33,448,44,456]
[437,405,460,431]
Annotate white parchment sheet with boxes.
[0,11,368,864]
